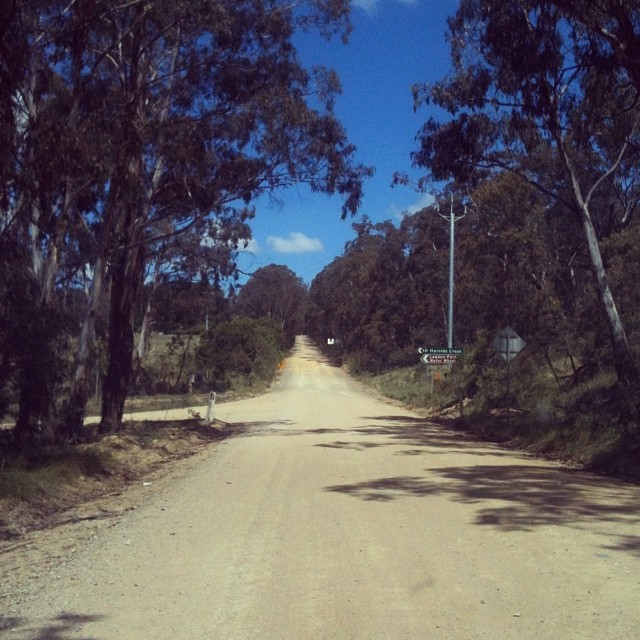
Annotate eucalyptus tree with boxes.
[398,204,450,348]
[306,218,416,371]
[52,0,371,435]
[412,0,640,385]
[306,234,376,360]
[0,0,370,441]
[550,1,640,93]
[0,0,110,444]
[453,174,572,354]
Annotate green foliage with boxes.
[133,334,199,395]
[308,178,583,377]
[235,265,308,346]
[2,0,370,439]
[13,304,72,429]
[357,366,434,408]
[150,280,229,334]
[602,221,640,345]
[307,165,640,480]
[307,217,421,373]
[196,317,286,391]
[411,0,640,384]
[0,253,72,438]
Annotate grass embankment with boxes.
[358,365,640,482]
[0,330,283,538]
[0,419,231,538]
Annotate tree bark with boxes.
[100,234,146,433]
[132,254,162,390]
[558,139,640,386]
[580,206,639,385]
[62,252,107,439]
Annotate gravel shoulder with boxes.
[2,336,640,639]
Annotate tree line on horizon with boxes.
[2,0,640,451]
[307,0,640,427]
[306,176,639,402]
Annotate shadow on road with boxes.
[229,411,640,557]
[316,414,518,458]
[317,415,640,558]
[1,613,104,640]
[228,419,295,436]
[325,463,640,555]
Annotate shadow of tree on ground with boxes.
[315,414,520,458]
[2,612,104,640]
[323,416,640,557]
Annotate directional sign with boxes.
[421,353,458,365]
[417,347,463,355]
[492,326,525,363]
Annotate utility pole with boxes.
[436,191,466,350]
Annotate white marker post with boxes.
[205,391,217,425]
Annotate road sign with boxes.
[421,353,458,365]
[492,326,525,363]
[492,326,525,423]
[417,347,463,355]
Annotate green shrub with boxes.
[196,317,287,391]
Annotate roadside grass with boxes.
[86,392,212,417]
[0,334,282,515]
[359,363,640,482]
[0,419,231,536]
[357,366,449,408]
[3,330,280,425]
[89,375,274,418]
[0,329,283,535]
[0,447,117,501]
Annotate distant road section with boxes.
[10,336,640,639]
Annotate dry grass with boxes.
[0,449,116,500]
[358,363,640,482]
[0,419,232,538]
[357,365,446,409]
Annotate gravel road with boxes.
[3,336,640,639]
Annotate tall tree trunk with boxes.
[132,253,162,391]
[559,137,639,386]
[580,208,639,385]
[100,235,146,433]
[62,252,108,439]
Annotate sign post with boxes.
[418,347,463,398]
[492,327,525,421]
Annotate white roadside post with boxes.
[205,391,217,425]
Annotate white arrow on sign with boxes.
[421,353,458,364]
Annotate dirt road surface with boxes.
[3,336,640,639]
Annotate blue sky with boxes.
[236,0,458,285]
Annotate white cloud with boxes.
[267,232,323,254]
[390,193,435,220]
[352,0,417,15]
[406,193,435,214]
[240,238,260,253]
[352,0,377,12]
